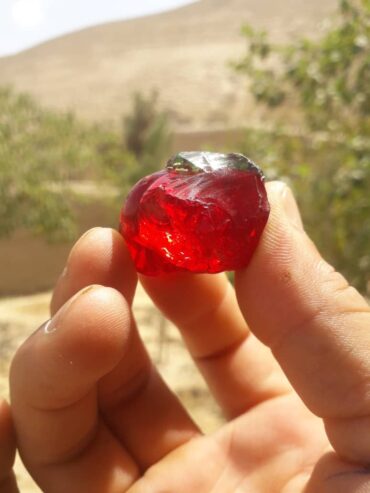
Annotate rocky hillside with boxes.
[0,0,337,129]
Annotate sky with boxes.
[0,0,197,57]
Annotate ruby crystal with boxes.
[120,152,270,275]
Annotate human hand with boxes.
[9,182,370,492]
[0,399,18,493]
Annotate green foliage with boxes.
[0,86,171,241]
[236,0,370,129]
[236,0,370,292]
[96,91,171,193]
[123,91,171,181]
[0,86,99,240]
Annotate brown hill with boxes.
[0,0,337,129]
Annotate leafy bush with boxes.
[0,86,99,240]
[235,0,370,292]
[0,87,171,241]
[99,91,171,189]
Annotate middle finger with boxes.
[140,272,291,418]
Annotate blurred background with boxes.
[0,0,369,490]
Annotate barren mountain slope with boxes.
[0,0,337,128]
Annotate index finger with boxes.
[235,182,370,464]
[10,286,138,493]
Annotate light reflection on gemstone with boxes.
[120,152,270,276]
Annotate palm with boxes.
[126,394,327,493]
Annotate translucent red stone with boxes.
[120,152,270,275]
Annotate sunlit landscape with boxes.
[0,0,369,490]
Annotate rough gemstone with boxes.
[119,152,270,275]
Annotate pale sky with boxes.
[0,0,197,57]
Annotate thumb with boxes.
[235,181,370,464]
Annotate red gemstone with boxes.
[120,152,270,275]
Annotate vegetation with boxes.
[235,0,370,292]
[97,91,171,190]
[0,86,95,240]
[0,87,170,241]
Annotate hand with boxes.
[9,182,370,493]
[0,399,18,493]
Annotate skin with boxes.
[3,181,370,492]
[0,400,18,493]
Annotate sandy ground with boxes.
[0,284,224,492]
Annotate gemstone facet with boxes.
[120,152,270,275]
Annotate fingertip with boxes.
[266,180,304,231]
[52,284,132,376]
[234,180,320,347]
[51,227,137,316]
[12,285,134,411]
[139,271,229,326]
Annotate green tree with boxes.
[0,86,171,242]
[0,86,102,240]
[235,0,370,291]
[123,91,171,180]
[98,90,172,190]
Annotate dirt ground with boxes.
[0,284,224,492]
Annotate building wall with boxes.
[0,200,117,296]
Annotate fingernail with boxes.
[79,227,103,242]
[282,186,304,230]
[59,265,69,281]
[270,181,304,231]
[43,319,56,334]
[43,285,96,335]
